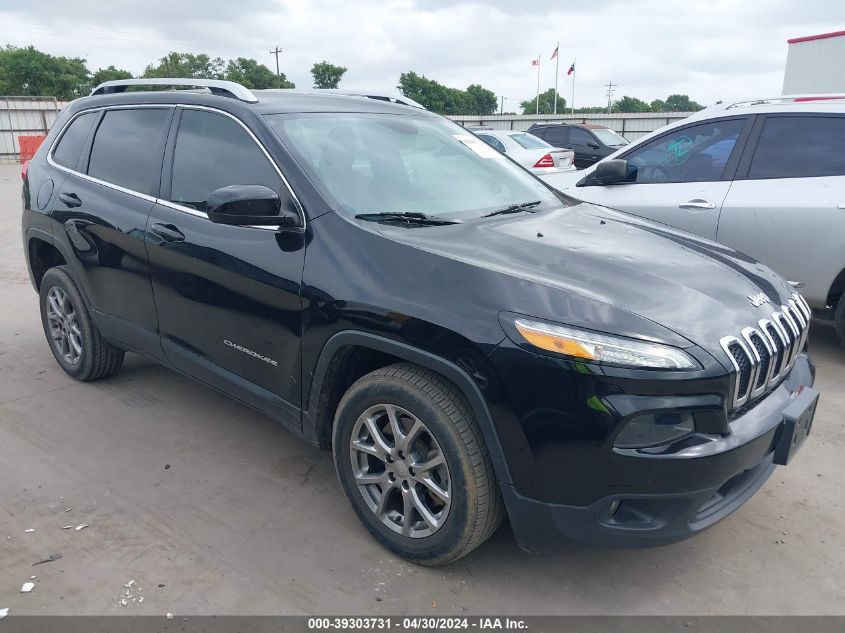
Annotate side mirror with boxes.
[580,159,629,186]
[206,185,300,228]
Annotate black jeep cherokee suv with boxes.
[22,79,818,565]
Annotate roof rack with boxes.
[275,89,426,110]
[724,94,845,109]
[90,78,258,103]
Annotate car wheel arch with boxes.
[303,330,514,486]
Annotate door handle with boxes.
[679,199,716,210]
[58,192,82,208]
[150,223,185,242]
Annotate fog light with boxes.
[614,411,694,449]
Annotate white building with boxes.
[783,30,845,94]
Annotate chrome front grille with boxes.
[720,292,811,410]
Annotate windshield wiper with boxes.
[354,212,460,226]
[482,201,542,218]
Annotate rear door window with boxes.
[476,134,507,153]
[168,109,285,213]
[52,112,98,169]
[87,108,171,196]
[747,115,845,179]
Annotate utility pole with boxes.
[270,46,283,88]
[500,95,504,114]
[605,81,617,114]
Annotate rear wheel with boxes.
[333,363,504,565]
[39,266,124,381]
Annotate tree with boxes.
[466,84,497,115]
[311,60,347,89]
[664,94,704,111]
[225,57,281,89]
[92,65,133,87]
[519,88,566,115]
[614,95,651,113]
[397,71,497,115]
[0,45,91,99]
[650,98,667,112]
[143,52,226,80]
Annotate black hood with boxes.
[387,203,795,365]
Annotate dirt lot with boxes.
[1,162,843,616]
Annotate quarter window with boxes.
[748,116,845,179]
[52,112,98,169]
[542,127,568,145]
[87,109,171,196]
[169,109,284,213]
[622,118,745,184]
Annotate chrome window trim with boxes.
[45,103,306,233]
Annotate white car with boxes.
[540,94,845,344]
[470,128,575,175]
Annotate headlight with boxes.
[513,318,699,370]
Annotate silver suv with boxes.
[543,95,845,344]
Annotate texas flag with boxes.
[532,58,540,67]
[551,46,558,60]
[567,62,575,75]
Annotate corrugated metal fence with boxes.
[449,112,694,141]
[0,97,67,162]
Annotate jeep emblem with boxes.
[748,292,770,307]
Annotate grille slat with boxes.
[719,292,810,411]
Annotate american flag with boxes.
[551,46,558,60]
[531,58,539,67]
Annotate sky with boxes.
[1,0,844,109]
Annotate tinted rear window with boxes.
[87,108,171,196]
[748,116,845,179]
[52,112,98,169]
[509,133,551,149]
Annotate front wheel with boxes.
[333,363,504,565]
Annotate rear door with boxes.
[145,106,306,415]
[48,106,172,352]
[572,116,751,239]
[718,114,845,307]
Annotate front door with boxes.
[145,106,306,414]
[572,116,751,240]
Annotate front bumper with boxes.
[489,352,816,551]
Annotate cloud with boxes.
[2,0,843,106]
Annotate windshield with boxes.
[264,112,566,219]
[509,132,552,150]
[591,128,628,147]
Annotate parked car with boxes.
[22,79,817,565]
[528,122,628,168]
[541,95,845,346]
[468,127,575,174]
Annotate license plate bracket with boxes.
[773,387,818,466]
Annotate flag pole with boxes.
[570,57,576,114]
[535,52,541,115]
[553,41,559,115]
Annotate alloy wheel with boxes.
[349,404,451,538]
[46,286,82,365]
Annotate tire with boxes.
[39,266,124,381]
[333,363,504,565]
[837,294,845,349]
